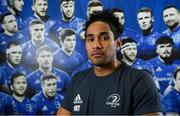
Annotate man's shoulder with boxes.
[72,68,92,81]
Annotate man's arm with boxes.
[147,112,163,115]
[56,107,71,115]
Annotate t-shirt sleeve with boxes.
[132,71,163,114]
[61,75,75,112]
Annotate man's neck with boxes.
[168,23,179,32]
[62,48,72,56]
[39,67,52,74]
[32,40,43,47]
[8,7,16,15]
[62,16,74,22]
[142,27,153,36]
[7,61,16,68]
[4,30,14,36]
[122,57,135,66]
[94,59,121,77]
[158,56,173,64]
[174,86,180,93]
[13,94,25,102]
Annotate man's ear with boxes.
[10,85,13,91]
[32,5,35,12]
[152,16,154,23]
[1,23,5,30]
[115,39,122,51]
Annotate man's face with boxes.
[61,35,76,53]
[30,23,45,43]
[113,12,124,26]
[3,15,18,33]
[7,45,22,65]
[61,1,75,21]
[11,75,27,96]
[37,50,53,69]
[14,0,24,12]
[163,7,179,28]
[156,43,172,58]
[42,78,57,98]
[87,6,103,18]
[85,21,119,66]
[175,71,180,90]
[33,0,48,17]
[137,11,153,31]
[123,43,137,62]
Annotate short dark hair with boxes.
[156,35,174,45]
[137,7,153,17]
[59,28,76,42]
[88,0,102,8]
[121,37,137,46]
[11,72,26,85]
[7,41,21,50]
[85,9,123,40]
[41,73,57,82]
[33,0,47,5]
[174,67,180,80]
[108,8,124,14]
[36,46,52,57]
[30,19,44,27]
[163,5,178,11]
[0,11,13,24]
[7,0,15,7]
[60,0,74,5]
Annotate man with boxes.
[148,36,178,95]
[49,0,86,59]
[24,0,56,37]
[54,29,84,75]
[86,0,103,19]
[0,91,18,115]
[162,67,180,115]
[31,74,63,115]
[22,19,60,70]
[27,46,70,97]
[162,5,180,59]
[6,0,25,30]
[109,8,141,60]
[121,38,160,90]
[0,66,9,93]
[80,0,103,40]
[50,0,85,43]
[10,72,36,115]
[109,8,140,41]
[0,12,19,63]
[57,10,162,115]
[1,41,32,88]
[137,7,162,60]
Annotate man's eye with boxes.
[86,36,94,42]
[100,35,109,40]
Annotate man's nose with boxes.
[93,39,102,49]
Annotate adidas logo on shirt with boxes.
[156,67,163,72]
[42,106,48,111]
[73,94,83,104]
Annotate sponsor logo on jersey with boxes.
[106,94,120,107]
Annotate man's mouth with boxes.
[91,52,104,58]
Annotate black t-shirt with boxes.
[61,64,162,115]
